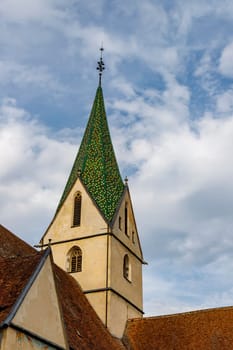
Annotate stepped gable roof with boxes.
[57,86,124,223]
[123,307,233,350]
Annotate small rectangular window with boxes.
[123,254,131,282]
[125,206,128,236]
[119,216,122,230]
[73,193,82,227]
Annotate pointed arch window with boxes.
[73,192,82,227]
[123,254,131,282]
[67,246,82,273]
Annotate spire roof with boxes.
[57,86,124,222]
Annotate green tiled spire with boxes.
[57,86,124,222]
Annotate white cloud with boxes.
[219,41,233,77]
[0,60,66,96]
[132,112,233,237]
[105,78,233,314]
[195,53,212,77]
[0,0,65,23]
[216,88,233,113]
[0,98,78,243]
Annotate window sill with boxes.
[123,276,132,283]
[68,271,82,274]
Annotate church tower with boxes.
[39,49,144,338]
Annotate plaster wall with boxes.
[107,292,142,338]
[42,181,143,339]
[110,190,143,308]
[12,256,67,349]
[107,190,143,338]
[51,235,108,290]
[43,178,108,245]
[110,236,143,308]
[0,328,59,350]
[112,190,142,258]
[85,291,107,324]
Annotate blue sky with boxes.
[1,0,233,316]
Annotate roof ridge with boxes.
[128,305,233,323]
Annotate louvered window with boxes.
[73,192,82,226]
[70,247,82,273]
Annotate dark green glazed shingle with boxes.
[57,86,124,222]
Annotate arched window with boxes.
[68,246,82,273]
[123,254,131,281]
[73,192,82,226]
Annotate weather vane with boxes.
[96,45,105,86]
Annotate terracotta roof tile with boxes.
[123,307,233,350]
[0,224,35,257]
[0,253,43,324]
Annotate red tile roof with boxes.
[123,307,233,350]
[0,253,43,324]
[0,224,35,257]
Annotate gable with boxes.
[112,188,143,259]
[1,327,60,350]
[42,177,108,245]
[0,254,42,325]
[12,254,67,349]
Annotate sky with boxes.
[1,0,233,316]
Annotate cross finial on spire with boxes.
[96,45,105,86]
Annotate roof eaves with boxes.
[0,248,51,328]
